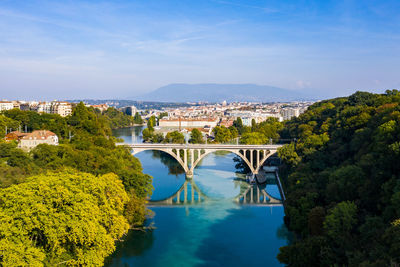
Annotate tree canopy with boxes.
[0,104,153,265]
[189,128,204,144]
[277,90,400,266]
[0,170,129,266]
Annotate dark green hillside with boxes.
[277,90,400,266]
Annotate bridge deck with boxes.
[118,143,283,150]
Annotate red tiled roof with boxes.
[20,130,57,140]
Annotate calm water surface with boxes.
[107,126,290,267]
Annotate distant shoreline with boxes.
[112,124,145,130]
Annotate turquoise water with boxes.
[107,127,290,266]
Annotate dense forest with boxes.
[277,90,400,266]
[0,103,152,266]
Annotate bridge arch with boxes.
[131,148,189,174]
[130,145,279,178]
[189,149,256,175]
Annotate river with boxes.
[106,126,290,267]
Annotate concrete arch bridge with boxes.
[120,143,283,178]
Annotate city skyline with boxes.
[1,0,399,100]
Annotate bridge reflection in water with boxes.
[149,179,206,205]
[148,176,283,206]
[236,183,281,205]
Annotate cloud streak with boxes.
[0,0,399,100]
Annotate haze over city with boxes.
[1,0,399,100]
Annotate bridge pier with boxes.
[185,169,194,179]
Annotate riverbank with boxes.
[111,123,146,129]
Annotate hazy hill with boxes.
[135,83,313,102]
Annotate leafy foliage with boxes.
[103,107,135,128]
[0,103,153,265]
[164,131,185,144]
[0,170,129,266]
[235,118,283,144]
[189,128,204,144]
[212,126,237,143]
[278,90,400,265]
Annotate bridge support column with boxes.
[250,149,254,170]
[190,149,194,169]
[185,170,193,179]
[184,149,188,167]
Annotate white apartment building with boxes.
[34,101,72,117]
[281,108,301,121]
[51,102,72,117]
[37,102,52,113]
[0,101,14,111]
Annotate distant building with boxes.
[241,117,252,127]
[51,102,72,117]
[91,104,109,113]
[219,118,234,127]
[18,130,59,150]
[12,101,20,109]
[159,118,219,129]
[281,108,300,121]
[124,106,137,116]
[31,101,72,117]
[19,103,31,111]
[5,131,28,141]
[0,101,14,111]
[36,102,52,114]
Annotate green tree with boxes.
[103,107,134,128]
[251,118,256,131]
[213,126,233,143]
[147,116,156,131]
[278,143,300,167]
[142,128,153,142]
[239,132,266,144]
[228,126,238,139]
[189,129,204,144]
[157,112,168,120]
[0,115,20,137]
[133,112,143,124]
[164,131,185,144]
[233,117,244,134]
[323,201,357,262]
[0,170,129,266]
[278,90,400,265]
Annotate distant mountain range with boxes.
[134,83,316,102]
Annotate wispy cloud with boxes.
[0,0,399,99]
[214,0,278,13]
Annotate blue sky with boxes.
[0,0,399,100]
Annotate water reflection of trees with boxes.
[104,229,154,265]
[233,156,251,174]
[150,150,185,176]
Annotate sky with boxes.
[0,0,399,100]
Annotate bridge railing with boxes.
[117,138,295,146]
